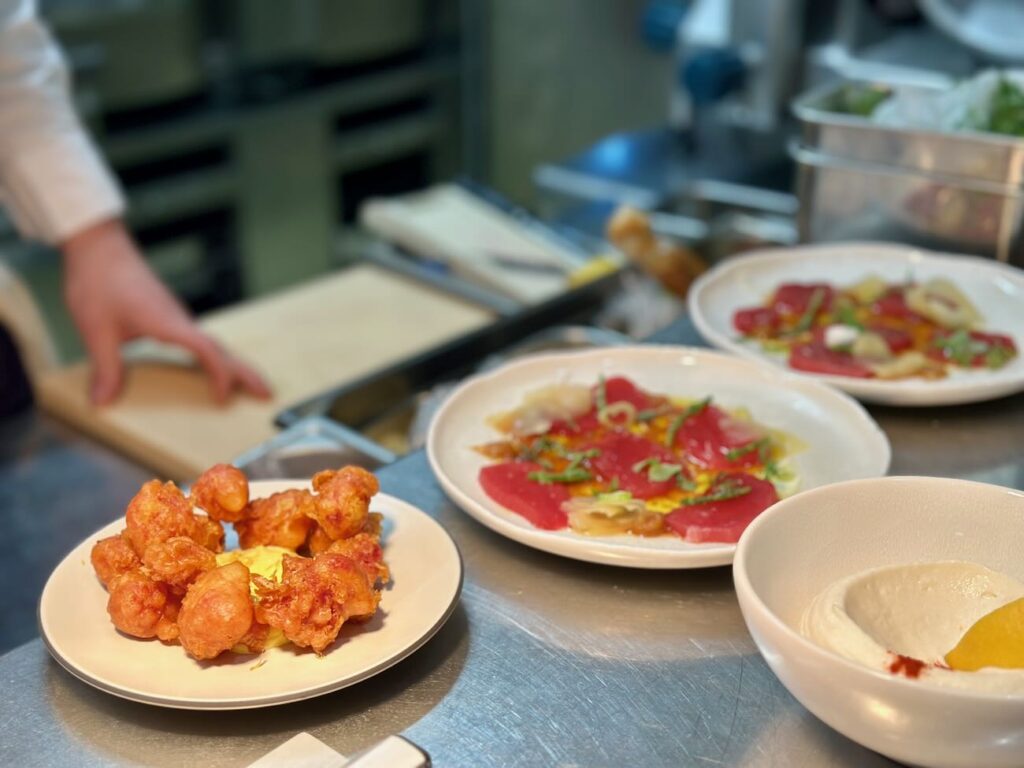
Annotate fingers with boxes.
[230,357,273,400]
[61,221,271,406]
[161,324,271,404]
[186,333,234,404]
[83,327,124,406]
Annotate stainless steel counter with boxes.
[0,411,153,652]
[3,314,1024,767]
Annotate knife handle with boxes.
[343,735,430,768]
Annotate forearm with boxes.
[61,219,146,297]
[0,0,125,244]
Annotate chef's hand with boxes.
[61,218,272,406]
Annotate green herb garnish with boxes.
[679,479,752,506]
[522,436,559,461]
[676,474,697,492]
[665,414,685,447]
[636,457,686,483]
[636,407,665,422]
[594,490,633,503]
[724,437,771,462]
[631,456,685,483]
[933,329,976,366]
[837,305,863,330]
[664,397,711,447]
[984,345,1014,369]
[988,77,1024,137]
[794,288,827,333]
[764,460,794,484]
[631,457,656,473]
[523,438,599,462]
[595,374,607,412]
[528,447,598,485]
[528,467,593,485]
[648,462,683,482]
[837,85,890,117]
[683,397,712,418]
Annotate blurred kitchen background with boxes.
[4,0,664,359]
[6,0,1023,360]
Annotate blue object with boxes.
[682,47,746,105]
[641,0,688,52]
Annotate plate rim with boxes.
[687,242,1024,407]
[427,344,891,570]
[38,485,464,710]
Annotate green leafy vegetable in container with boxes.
[988,78,1024,138]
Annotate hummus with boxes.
[801,561,1024,693]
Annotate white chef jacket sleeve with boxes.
[0,0,125,246]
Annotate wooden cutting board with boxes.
[34,264,494,481]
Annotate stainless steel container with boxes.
[792,81,1024,265]
[793,81,1024,186]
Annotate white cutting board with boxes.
[34,264,493,480]
[360,184,576,303]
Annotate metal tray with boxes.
[273,324,629,459]
[233,416,396,480]
[793,80,1024,188]
[275,271,626,455]
[792,141,1024,264]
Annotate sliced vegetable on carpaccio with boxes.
[731,275,1018,381]
[664,474,778,543]
[474,376,800,545]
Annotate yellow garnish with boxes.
[945,597,1024,672]
[216,545,295,594]
[232,628,288,655]
[216,546,296,654]
[567,254,621,286]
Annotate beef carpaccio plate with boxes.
[733,276,1017,380]
[474,376,800,544]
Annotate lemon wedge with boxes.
[946,597,1024,672]
[215,546,295,654]
[567,254,622,286]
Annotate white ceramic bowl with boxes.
[734,476,1024,768]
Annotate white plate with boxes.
[688,242,1024,406]
[39,483,463,710]
[426,346,890,569]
